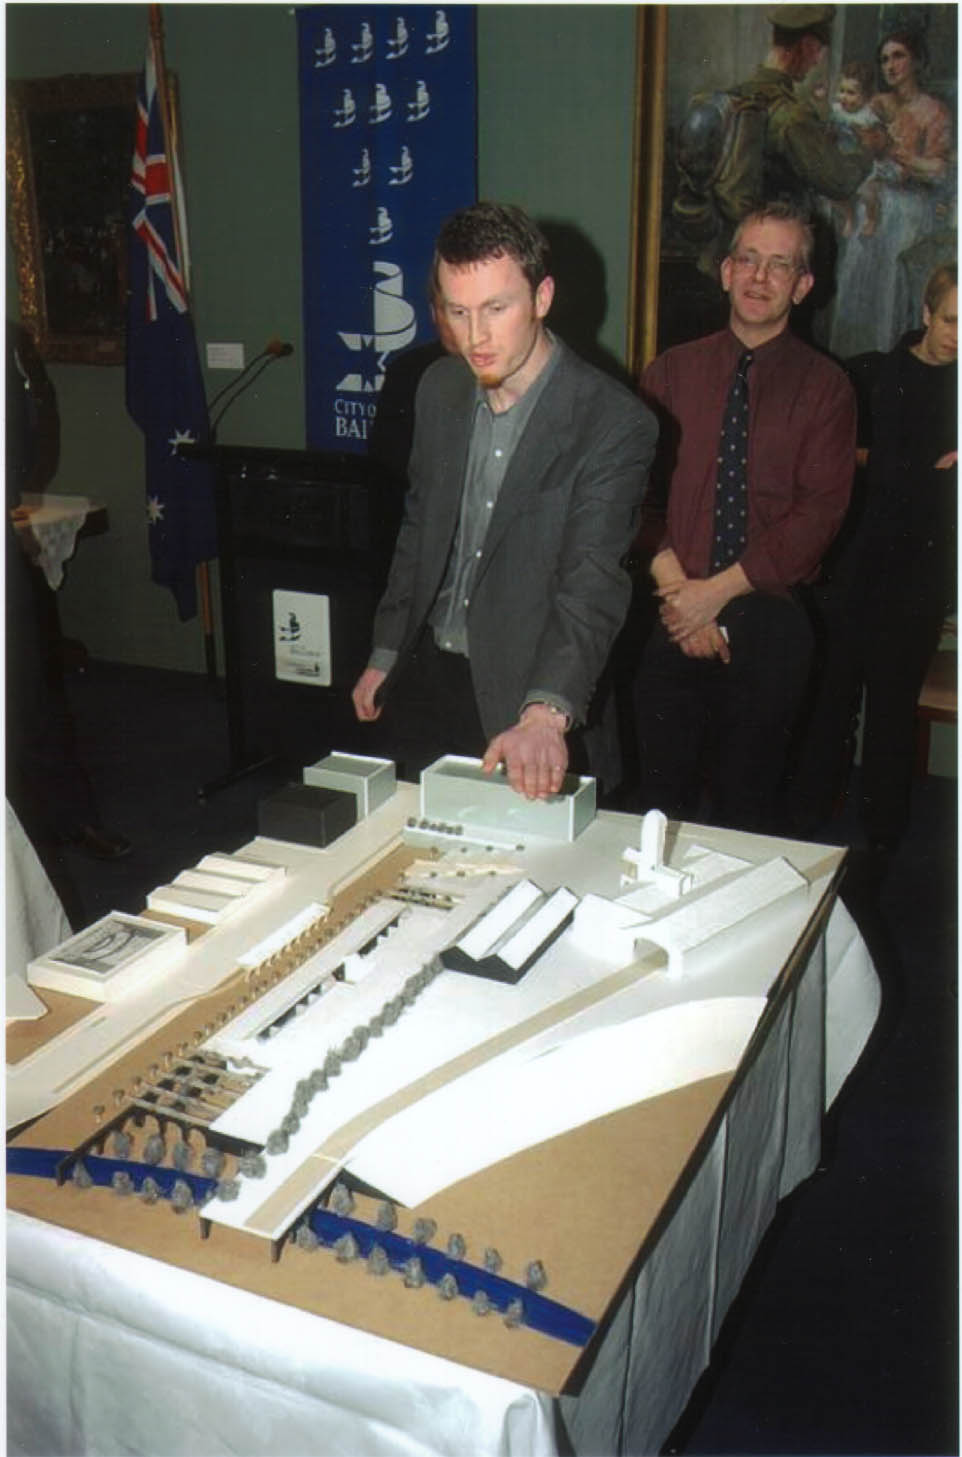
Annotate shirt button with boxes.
[486,499,494,509]
[475,549,482,558]
[463,597,470,607]
[494,448,503,458]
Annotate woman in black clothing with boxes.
[849,262,957,852]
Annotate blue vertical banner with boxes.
[297,7,477,451]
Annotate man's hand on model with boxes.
[481,703,568,801]
[351,666,386,721]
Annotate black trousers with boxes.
[367,632,487,783]
[789,551,948,847]
[858,598,946,847]
[634,593,814,835]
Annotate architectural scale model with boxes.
[7,753,845,1393]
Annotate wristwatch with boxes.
[522,700,571,732]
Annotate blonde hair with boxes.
[923,263,957,315]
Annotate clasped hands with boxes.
[657,577,731,663]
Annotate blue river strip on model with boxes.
[7,1146,596,1348]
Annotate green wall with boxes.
[6,3,640,672]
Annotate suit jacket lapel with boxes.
[480,343,576,561]
[426,360,475,557]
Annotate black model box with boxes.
[257,783,357,847]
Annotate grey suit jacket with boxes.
[372,338,657,738]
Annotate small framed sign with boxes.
[27,912,186,1003]
[273,589,332,686]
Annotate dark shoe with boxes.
[66,824,133,860]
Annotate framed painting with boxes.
[7,73,138,364]
[629,3,958,374]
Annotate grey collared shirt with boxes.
[429,338,560,656]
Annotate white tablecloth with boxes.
[5,801,70,1018]
[17,493,97,589]
[6,899,879,1457]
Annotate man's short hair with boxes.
[730,201,816,272]
[923,262,957,315]
[433,202,551,295]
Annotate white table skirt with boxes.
[5,801,71,1019]
[6,901,879,1457]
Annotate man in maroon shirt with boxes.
[635,200,856,832]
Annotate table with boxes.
[6,793,880,1456]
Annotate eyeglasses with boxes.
[730,252,800,281]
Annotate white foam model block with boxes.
[622,809,693,898]
[640,856,808,980]
[622,848,693,899]
[174,869,253,899]
[198,853,287,884]
[639,808,668,869]
[303,753,396,818]
[455,879,544,962]
[568,892,651,964]
[679,845,752,885]
[420,755,596,843]
[146,884,245,925]
[27,912,187,1004]
[235,902,329,970]
[499,886,578,972]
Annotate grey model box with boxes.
[303,752,396,819]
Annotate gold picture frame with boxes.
[627,5,668,380]
[7,73,138,364]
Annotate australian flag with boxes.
[125,34,215,620]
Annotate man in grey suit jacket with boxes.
[352,202,656,799]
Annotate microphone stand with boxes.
[208,343,294,443]
[193,341,295,799]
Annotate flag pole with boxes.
[148,1,218,684]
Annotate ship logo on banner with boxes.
[333,89,356,128]
[370,82,392,124]
[299,6,477,450]
[369,208,394,245]
[426,10,450,54]
[353,148,371,187]
[352,21,374,64]
[387,17,410,59]
[336,260,418,396]
[315,28,336,67]
[389,146,413,186]
[407,81,430,121]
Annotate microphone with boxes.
[208,339,294,441]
